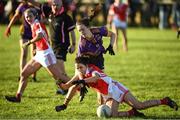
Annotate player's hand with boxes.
[79,85,88,102]
[5,27,11,37]
[72,79,86,85]
[22,41,31,49]
[105,44,115,55]
[72,80,89,102]
[68,45,75,54]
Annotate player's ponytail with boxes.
[89,4,102,21]
[77,4,102,27]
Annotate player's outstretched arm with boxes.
[58,74,79,90]
[5,11,20,37]
[25,0,41,8]
[55,84,80,112]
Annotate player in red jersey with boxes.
[107,0,128,52]
[55,56,178,117]
[5,8,69,103]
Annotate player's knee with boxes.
[55,74,69,83]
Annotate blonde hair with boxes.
[24,8,37,17]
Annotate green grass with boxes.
[0,25,180,119]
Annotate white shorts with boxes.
[33,48,57,67]
[113,16,127,29]
[102,80,129,103]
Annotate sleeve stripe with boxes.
[68,25,75,31]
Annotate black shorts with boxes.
[53,47,68,61]
[81,54,104,70]
[21,34,32,41]
[91,55,104,70]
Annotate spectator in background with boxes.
[158,0,172,30]
[148,0,159,27]
[171,0,180,31]
[4,0,37,81]
[102,0,114,24]
[107,0,128,52]
[0,0,6,23]
[128,0,142,26]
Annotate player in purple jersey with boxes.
[76,4,115,105]
[77,25,115,70]
[76,4,115,70]
[4,0,37,81]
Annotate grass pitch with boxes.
[0,25,180,119]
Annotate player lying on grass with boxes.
[55,56,178,117]
[5,8,69,103]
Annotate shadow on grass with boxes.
[144,115,180,119]
[23,96,54,99]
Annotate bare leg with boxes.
[121,29,128,52]
[112,24,119,50]
[57,59,66,74]
[19,39,28,78]
[46,64,70,83]
[124,92,161,110]
[17,59,41,96]
[64,85,80,105]
[106,98,129,117]
[56,59,70,83]
[30,43,37,81]
[55,85,80,112]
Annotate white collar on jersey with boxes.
[31,19,39,26]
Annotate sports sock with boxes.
[64,98,70,106]
[160,98,167,105]
[16,93,22,100]
[127,109,134,116]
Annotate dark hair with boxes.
[75,56,91,65]
[77,4,102,27]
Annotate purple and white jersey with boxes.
[16,3,32,39]
[78,26,108,56]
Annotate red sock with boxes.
[128,109,134,116]
[160,98,168,105]
[16,93,21,100]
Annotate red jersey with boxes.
[31,20,50,51]
[83,64,110,95]
[82,64,129,102]
[109,3,128,21]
